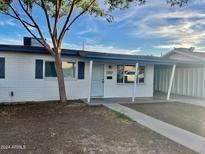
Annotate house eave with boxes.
[0,44,204,66]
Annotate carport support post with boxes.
[88,60,93,103]
[132,63,139,102]
[167,64,176,100]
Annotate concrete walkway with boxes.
[104,103,205,154]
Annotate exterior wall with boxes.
[104,64,154,98]
[154,66,205,98]
[0,52,154,103]
[0,52,90,103]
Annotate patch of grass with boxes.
[112,110,132,121]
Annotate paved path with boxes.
[104,103,205,154]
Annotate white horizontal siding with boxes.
[0,52,154,103]
[104,64,154,98]
[0,52,90,103]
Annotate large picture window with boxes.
[45,61,76,78]
[117,65,145,84]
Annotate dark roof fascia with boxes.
[80,52,205,65]
[0,44,204,65]
[83,57,175,65]
[0,44,79,56]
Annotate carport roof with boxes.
[0,44,204,65]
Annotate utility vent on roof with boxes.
[23,37,44,47]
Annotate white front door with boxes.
[91,63,104,97]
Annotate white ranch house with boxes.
[0,38,204,104]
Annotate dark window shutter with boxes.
[0,58,5,79]
[35,59,43,79]
[78,61,85,79]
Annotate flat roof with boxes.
[0,44,204,65]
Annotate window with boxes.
[45,61,57,77]
[117,65,145,84]
[78,61,85,79]
[117,65,124,83]
[62,61,76,78]
[138,66,145,83]
[35,59,43,79]
[124,65,135,83]
[45,61,76,78]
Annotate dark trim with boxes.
[35,59,43,79]
[0,57,5,79]
[0,44,204,65]
[78,61,85,79]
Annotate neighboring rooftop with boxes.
[163,47,205,61]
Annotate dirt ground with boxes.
[0,102,196,154]
[126,102,205,138]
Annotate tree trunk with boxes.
[54,53,67,103]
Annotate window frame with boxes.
[62,61,77,79]
[116,64,145,85]
[44,60,77,80]
[44,61,57,78]
[138,65,145,84]
[35,59,43,79]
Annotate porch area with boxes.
[83,52,205,104]
[82,94,205,107]
[82,97,170,106]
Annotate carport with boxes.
[154,62,205,100]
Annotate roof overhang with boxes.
[0,44,204,66]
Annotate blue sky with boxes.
[0,0,205,56]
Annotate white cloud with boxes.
[154,44,192,49]
[77,26,99,35]
[0,37,22,45]
[63,42,141,55]
[0,19,16,27]
[107,0,205,52]
[129,9,205,51]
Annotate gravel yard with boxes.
[0,102,196,154]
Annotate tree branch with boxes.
[40,0,57,49]
[17,0,54,55]
[67,0,96,30]
[0,11,35,27]
[58,0,95,47]
[53,0,62,49]
[58,0,75,47]
[7,4,56,56]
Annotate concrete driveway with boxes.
[125,102,205,137]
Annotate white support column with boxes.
[167,64,176,100]
[132,63,139,102]
[88,60,93,103]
